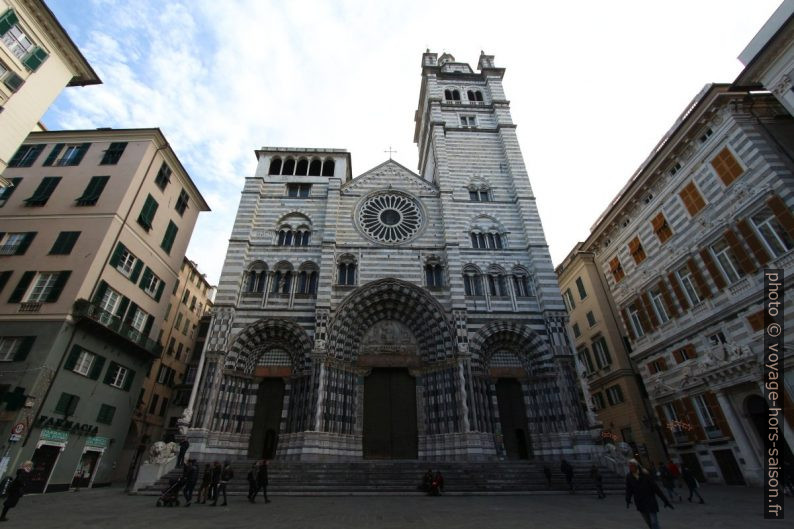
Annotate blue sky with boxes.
[43,0,784,286]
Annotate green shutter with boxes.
[45,271,71,302]
[123,368,135,391]
[21,46,49,72]
[0,271,12,294]
[14,232,36,255]
[124,302,138,324]
[103,362,118,385]
[64,345,82,371]
[43,144,64,166]
[77,176,109,205]
[8,271,34,302]
[115,296,129,318]
[13,336,34,362]
[161,221,178,253]
[130,259,143,283]
[139,267,153,291]
[2,71,23,92]
[143,314,154,337]
[67,394,79,415]
[89,355,106,380]
[155,280,165,302]
[0,9,19,36]
[109,242,126,267]
[93,281,108,304]
[55,393,70,414]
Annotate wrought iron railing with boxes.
[72,299,162,356]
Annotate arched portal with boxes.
[225,319,312,459]
[327,279,456,459]
[469,321,553,460]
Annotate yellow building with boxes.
[0,0,100,180]
[557,245,667,466]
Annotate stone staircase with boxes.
[138,460,625,496]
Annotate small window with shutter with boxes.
[710,147,744,186]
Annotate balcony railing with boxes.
[72,299,162,357]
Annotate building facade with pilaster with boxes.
[582,85,794,486]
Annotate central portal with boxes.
[363,368,418,459]
[248,378,285,459]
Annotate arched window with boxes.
[487,267,508,297]
[463,265,484,296]
[467,90,475,101]
[452,90,461,101]
[445,89,453,101]
[321,158,335,177]
[297,263,319,295]
[268,158,282,175]
[469,187,490,202]
[475,91,483,102]
[309,159,322,176]
[512,268,533,298]
[271,262,293,295]
[469,216,506,250]
[243,262,267,294]
[282,158,295,175]
[284,231,293,246]
[337,255,357,286]
[301,231,310,246]
[277,230,287,246]
[425,262,444,288]
[295,158,308,176]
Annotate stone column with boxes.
[458,360,470,432]
[314,361,327,431]
[715,390,763,486]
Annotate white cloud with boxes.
[44,0,783,284]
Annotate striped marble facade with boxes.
[186,51,595,461]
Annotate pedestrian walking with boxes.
[212,461,233,506]
[590,464,605,499]
[666,459,682,492]
[208,461,221,505]
[661,462,682,501]
[177,438,190,468]
[0,461,32,522]
[560,459,574,493]
[182,459,199,506]
[246,462,258,503]
[625,459,673,529]
[681,467,705,504]
[543,465,552,488]
[256,460,271,503]
[197,463,211,504]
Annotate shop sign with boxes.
[40,429,69,443]
[85,436,108,448]
[36,416,99,437]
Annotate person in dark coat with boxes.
[657,463,676,503]
[182,459,199,506]
[543,465,552,488]
[256,460,271,503]
[590,464,605,499]
[681,466,704,504]
[421,469,433,492]
[212,461,233,506]
[560,459,574,493]
[177,439,190,468]
[0,461,32,522]
[208,461,221,505]
[197,463,211,504]
[246,462,258,503]
[626,459,673,529]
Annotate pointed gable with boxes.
[343,159,438,196]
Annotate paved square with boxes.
[5,485,782,528]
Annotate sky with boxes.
[43,0,784,286]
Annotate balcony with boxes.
[72,299,162,358]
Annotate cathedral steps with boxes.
[138,460,626,496]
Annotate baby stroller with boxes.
[156,477,183,507]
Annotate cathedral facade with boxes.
[186,51,595,461]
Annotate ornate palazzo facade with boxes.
[186,51,594,461]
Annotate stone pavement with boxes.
[5,484,781,528]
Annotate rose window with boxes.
[357,192,423,244]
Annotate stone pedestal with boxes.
[131,456,177,492]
